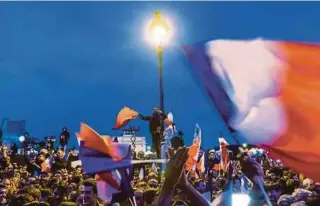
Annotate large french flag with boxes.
[184,38,320,181]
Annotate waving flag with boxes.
[139,167,144,181]
[185,38,320,181]
[113,107,139,130]
[75,123,134,203]
[218,137,230,172]
[196,149,205,174]
[185,124,202,172]
[164,112,174,126]
[151,162,158,174]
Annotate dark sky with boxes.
[0,2,319,148]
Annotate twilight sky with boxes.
[0,2,319,148]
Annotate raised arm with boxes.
[177,171,211,206]
[138,114,152,121]
[156,147,189,206]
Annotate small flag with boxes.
[113,107,139,130]
[185,124,202,172]
[151,162,158,174]
[76,123,134,203]
[139,167,144,181]
[76,123,130,161]
[194,123,201,139]
[164,112,174,126]
[219,138,230,172]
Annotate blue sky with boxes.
[0,2,319,148]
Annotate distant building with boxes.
[114,130,146,153]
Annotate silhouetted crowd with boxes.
[0,140,319,206]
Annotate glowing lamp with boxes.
[148,12,170,47]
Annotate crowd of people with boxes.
[0,130,318,206]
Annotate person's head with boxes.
[38,152,46,162]
[0,183,7,204]
[232,175,241,191]
[56,149,65,159]
[208,150,216,160]
[135,181,148,191]
[27,177,37,185]
[194,179,206,193]
[78,180,97,206]
[147,179,158,189]
[292,173,299,182]
[303,178,313,189]
[63,127,67,132]
[1,146,8,155]
[152,106,160,113]
[62,172,69,182]
[2,178,10,190]
[75,166,82,174]
[147,172,158,181]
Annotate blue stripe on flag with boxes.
[184,44,235,124]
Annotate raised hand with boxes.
[239,153,264,184]
[164,147,189,186]
[226,161,234,180]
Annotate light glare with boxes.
[151,26,166,46]
[232,194,250,206]
[19,136,25,143]
[145,15,172,47]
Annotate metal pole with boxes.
[158,46,164,115]
[157,45,164,160]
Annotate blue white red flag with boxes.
[184,38,320,181]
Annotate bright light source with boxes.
[232,194,250,206]
[151,26,166,46]
[147,146,151,151]
[145,12,172,47]
[19,136,25,143]
[242,143,247,148]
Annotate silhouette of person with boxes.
[139,107,167,158]
[60,127,70,150]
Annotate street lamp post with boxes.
[157,46,164,117]
[148,12,170,159]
